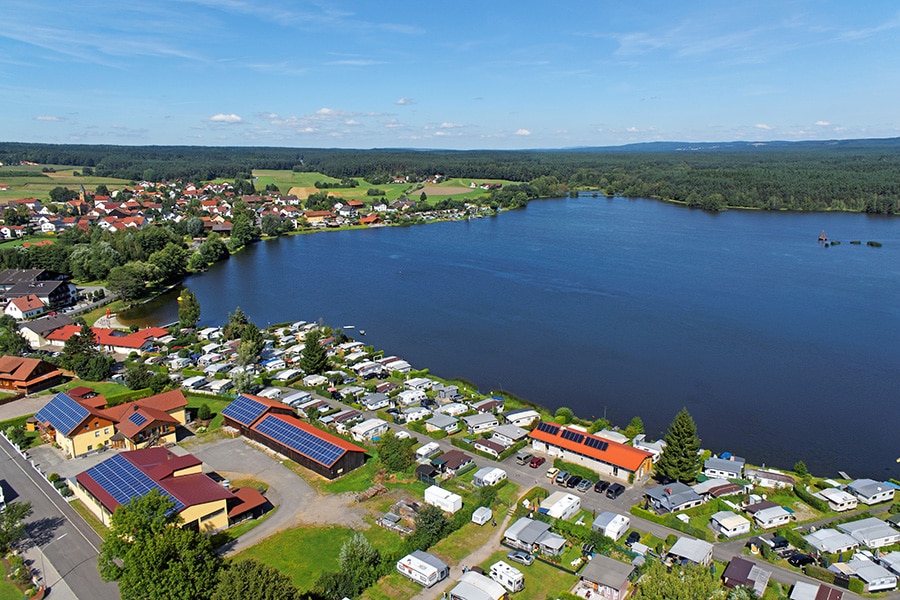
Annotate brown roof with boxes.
[228,487,268,519]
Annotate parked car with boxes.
[594,480,610,493]
[788,553,815,567]
[576,479,593,493]
[606,483,625,499]
[625,531,641,547]
[546,467,560,480]
[529,456,546,468]
[515,451,534,465]
[566,475,582,488]
[554,470,570,485]
[507,551,534,566]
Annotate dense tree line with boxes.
[3,140,900,213]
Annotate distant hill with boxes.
[558,137,900,153]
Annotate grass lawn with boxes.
[183,393,233,430]
[70,499,107,536]
[56,379,130,397]
[0,415,41,448]
[81,300,126,326]
[0,560,24,600]
[234,523,405,593]
[475,549,578,598]
[361,571,421,600]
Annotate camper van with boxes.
[489,561,524,593]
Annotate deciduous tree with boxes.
[178,288,201,329]
[99,489,220,600]
[213,559,299,600]
[631,560,723,600]
[0,501,33,552]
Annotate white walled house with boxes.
[591,512,630,541]
[710,511,751,538]
[816,488,859,512]
[847,479,895,505]
[424,485,462,514]
[396,551,449,588]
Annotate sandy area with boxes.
[288,186,319,198]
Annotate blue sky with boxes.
[3,1,899,149]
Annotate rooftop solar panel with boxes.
[221,395,268,426]
[34,393,90,436]
[537,422,560,435]
[85,454,183,511]
[255,415,345,467]
[560,429,585,444]
[128,412,148,427]
[584,437,609,451]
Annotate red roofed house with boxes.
[529,422,653,483]
[46,325,169,355]
[0,355,63,394]
[4,293,46,320]
[102,389,188,450]
[73,447,236,531]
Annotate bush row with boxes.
[793,484,829,512]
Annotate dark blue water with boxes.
[131,198,900,478]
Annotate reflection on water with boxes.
[117,286,184,327]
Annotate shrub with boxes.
[794,484,828,512]
[60,486,73,497]
[197,403,212,421]
[848,578,865,594]
[804,565,835,585]
[48,472,60,483]
[665,534,678,547]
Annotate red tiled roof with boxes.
[228,487,268,519]
[529,423,653,472]
[250,413,367,467]
[46,325,168,350]
[10,294,44,312]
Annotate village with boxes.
[0,300,897,600]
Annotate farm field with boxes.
[0,164,130,202]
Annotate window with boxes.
[95,431,100,437]
[104,428,109,435]
[87,445,92,451]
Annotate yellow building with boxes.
[72,447,234,531]
[33,389,188,457]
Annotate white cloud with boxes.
[514,128,531,136]
[440,122,463,129]
[209,113,243,124]
[754,123,774,130]
[35,115,64,122]
[814,120,830,126]
[395,97,414,105]
[345,119,361,126]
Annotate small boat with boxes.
[359,330,366,336]
[342,325,355,329]
[818,230,827,243]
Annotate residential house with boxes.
[789,582,843,600]
[73,447,235,531]
[349,418,390,441]
[490,424,528,447]
[839,557,897,593]
[502,408,540,428]
[816,488,859,512]
[4,294,45,320]
[46,325,169,355]
[448,571,506,600]
[397,389,427,406]
[424,413,459,434]
[0,356,63,394]
[722,557,771,597]
[667,537,714,566]
[837,517,900,549]
[423,486,462,514]
[529,422,653,482]
[539,492,581,520]
[745,502,792,530]
[591,512,630,541]
[847,479,895,505]
[433,449,473,477]
[704,455,745,479]
[578,555,635,600]
[404,377,433,391]
[644,482,704,514]
[631,434,666,462]
[744,469,795,489]
[880,552,900,577]
[361,392,391,411]
[504,517,567,557]
[401,406,432,423]
[463,412,498,434]
[473,438,505,458]
[711,511,752,538]
[472,467,507,488]
[471,398,504,413]
[804,529,860,555]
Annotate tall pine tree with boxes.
[299,330,328,375]
[655,407,702,483]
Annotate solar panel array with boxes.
[561,429,585,444]
[583,437,609,451]
[221,395,268,426]
[255,415,346,467]
[34,393,90,435]
[536,422,560,435]
[85,454,183,510]
[127,412,148,427]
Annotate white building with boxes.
[396,550,449,588]
[416,442,441,461]
[449,571,506,600]
[710,511,751,538]
[816,488,859,512]
[752,506,792,530]
[539,491,581,520]
[349,418,389,441]
[591,512,630,541]
[473,467,507,488]
[472,506,493,526]
[424,485,462,514]
[667,537,714,566]
[837,517,900,549]
[804,529,860,554]
[847,479,896,505]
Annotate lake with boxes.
[125,197,900,479]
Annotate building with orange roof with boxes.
[46,325,169,355]
[529,422,654,482]
[0,355,63,394]
[4,293,46,320]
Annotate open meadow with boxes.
[0,164,130,202]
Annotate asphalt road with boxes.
[0,435,120,600]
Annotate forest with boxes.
[2,139,900,213]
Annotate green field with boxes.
[0,164,131,202]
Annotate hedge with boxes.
[451,437,474,451]
[497,439,529,462]
[794,484,829,512]
[778,527,810,553]
[552,458,600,482]
[105,387,153,406]
[803,565,835,585]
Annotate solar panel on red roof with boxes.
[221,394,268,426]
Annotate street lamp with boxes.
[38,532,67,584]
